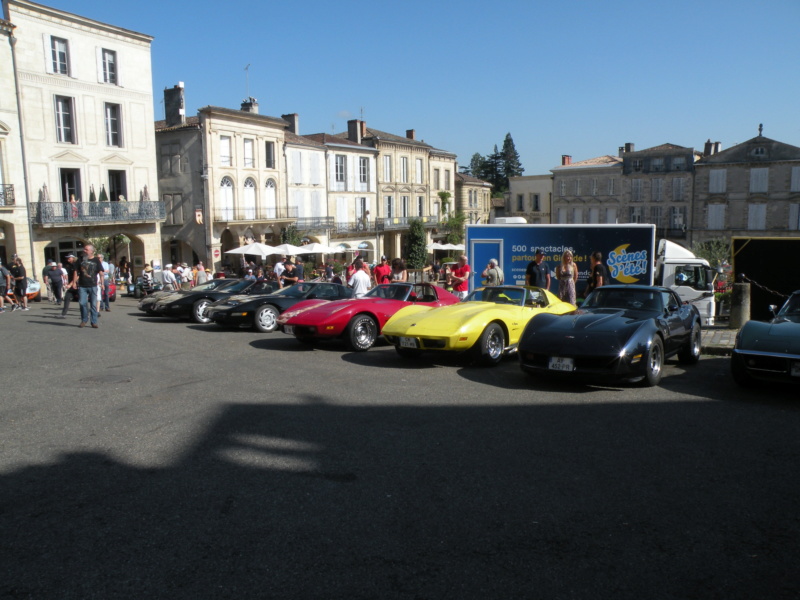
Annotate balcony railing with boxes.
[331,220,378,236]
[377,215,439,231]
[296,216,334,230]
[30,201,165,225]
[0,185,14,206]
[214,205,297,222]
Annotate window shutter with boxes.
[789,204,800,230]
[791,167,800,192]
[96,47,104,82]
[43,34,54,74]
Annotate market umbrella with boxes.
[294,242,338,254]
[270,243,306,256]
[225,242,278,258]
[426,242,446,251]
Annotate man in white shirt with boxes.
[347,258,371,298]
[162,264,178,291]
[274,256,286,280]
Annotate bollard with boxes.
[729,282,750,329]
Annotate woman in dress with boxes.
[555,250,578,305]
[390,258,408,282]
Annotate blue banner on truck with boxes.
[465,224,656,294]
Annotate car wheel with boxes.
[345,314,378,351]
[471,322,505,366]
[33,293,42,303]
[395,346,422,359]
[193,299,211,324]
[678,323,701,364]
[254,305,279,333]
[639,337,664,387]
[134,287,142,299]
[110,293,116,302]
[731,353,756,388]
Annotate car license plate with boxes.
[399,337,418,348]
[284,325,294,335]
[548,356,574,372]
[791,361,800,377]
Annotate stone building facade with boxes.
[506,174,552,223]
[454,172,492,225]
[551,154,623,225]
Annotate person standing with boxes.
[525,249,551,290]
[584,251,608,297]
[373,255,391,286]
[195,263,208,286]
[555,250,578,305]
[347,258,371,298]
[58,253,78,319]
[481,258,504,287]
[390,258,408,282]
[281,261,299,287]
[0,259,10,313]
[162,264,178,291]
[76,244,103,328]
[44,261,64,305]
[450,254,471,300]
[42,261,55,303]
[98,253,111,312]
[295,257,305,282]
[10,256,29,310]
[274,256,286,281]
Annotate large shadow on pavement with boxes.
[2,395,800,599]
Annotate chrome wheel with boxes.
[346,314,378,351]
[254,305,279,333]
[472,323,505,366]
[641,337,664,386]
[193,299,211,324]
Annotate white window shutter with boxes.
[43,34,54,74]
[116,52,124,87]
[96,47,104,82]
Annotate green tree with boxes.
[404,218,428,269]
[443,211,467,245]
[501,132,524,185]
[280,225,302,246]
[437,191,452,216]
[466,153,487,178]
[691,237,731,268]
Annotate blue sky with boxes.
[40,0,800,175]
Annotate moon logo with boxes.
[611,244,640,284]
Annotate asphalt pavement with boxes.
[1,295,796,600]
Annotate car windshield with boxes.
[219,280,252,293]
[191,279,234,292]
[465,287,525,306]
[271,283,318,298]
[583,288,664,312]
[365,284,412,301]
[777,294,800,320]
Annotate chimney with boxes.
[163,82,185,127]
[240,97,259,114]
[561,155,572,166]
[618,146,625,157]
[347,119,362,144]
[713,141,721,154]
[406,129,416,141]
[624,142,635,153]
[281,113,299,134]
[361,120,367,138]
[704,139,713,156]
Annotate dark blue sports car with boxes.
[518,285,702,387]
[731,290,800,387]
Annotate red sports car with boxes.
[277,282,460,351]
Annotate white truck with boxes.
[655,239,717,326]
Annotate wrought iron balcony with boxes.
[30,201,165,225]
[331,220,377,235]
[295,216,334,231]
[377,215,440,231]
[213,205,297,222]
[0,184,14,206]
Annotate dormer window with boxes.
[672,157,686,171]
[651,158,664,172]
[632,159,643,171]
[751,146,767,158]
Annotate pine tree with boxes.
[467,153,487,179]
[485,145,504,191]
[501,133,524,188]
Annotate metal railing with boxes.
[296,216,334,230]
[331,220,378,235]
[377,215,440,231]
[30,201,165,224]
[0,184,14,206]
[214,205,298,222]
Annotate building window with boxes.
[400,195,410,217]
[334,154,347,183]
[572,207,583,224]
[444,170,451,191]
[632,159,643,171]
[434,169,440,190]
[359,157,369,184]
[400,157,409,183]
[104,103,122,147]
[575,179,581,196]
[672,178,685,202]
[631,179,643,202]
[51,37,69,75]
[517,194,524,211]
[265,141,276,169]
[651,157,664,172]
[748,204,766,230]
[243,178,256,219]
[629,206,643,223]
[591,179,598,196]
[750,168,769,193]
[608,179,615,195]
[101,49,117,84]
[652,178,663,202]
[383,155,392,182]
[707,204,725,229]
[219,177,234,220]
[559,180,566,196]
[415,158,423,184]
[588,207,599,224]
[651,206,663,228]
[670,206,686,230]
[532,194,540,211]
[605,207,617,224]
[384,195,394,219]
[220,136,232,166]
[557,207,567,223]
[790,204,800,230]
[672,157,686,171]
[417,195,424,216]
[60,168,81,202]
[55,96,75,143]
[108,170,127,203]
[243,139,254,167]
[709,169,727,193]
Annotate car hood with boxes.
[386,302,514,335]
[739,320,800,354]
[552,308,652,332]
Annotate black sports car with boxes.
[206,282,353,332]
[731,290,800,387]
[150,279,278,323]
[138,278,237,315]
[518,285,702,386]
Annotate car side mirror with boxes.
[769,304,778,316]
[667,304,680,313]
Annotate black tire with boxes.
[731,353,756,388]
[345,314,378,352]
[134,287,142,299]
[254,305,279,333]
[395,346,422,359]
[193,298,211,324]
[639,337,664,387]
[471,322,505,366]
[110,293,116,302]
[678,323,701,364]
[33,292,42,303]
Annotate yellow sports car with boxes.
[382,285,575,366]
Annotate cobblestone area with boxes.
[701,327,738,356]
